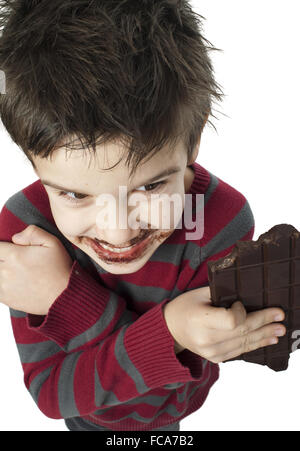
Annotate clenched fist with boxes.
[0,225,73,315]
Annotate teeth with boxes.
[100,243,135,253]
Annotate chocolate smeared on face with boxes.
[83,228,175,265]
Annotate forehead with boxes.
[33,140,185,193]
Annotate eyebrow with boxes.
[40,165,182,195]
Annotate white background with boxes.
[0,0,299,431]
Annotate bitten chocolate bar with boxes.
[207,224,300,372]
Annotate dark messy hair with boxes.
[0,0,224,177]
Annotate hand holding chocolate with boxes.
[207,224,300,372]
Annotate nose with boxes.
[94,194,153,247]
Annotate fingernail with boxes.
[275,328,285,336]
[274,314,284,321]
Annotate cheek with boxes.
[49,202,90,237]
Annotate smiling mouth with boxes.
[94,228,154,250]
[83,229,156,263]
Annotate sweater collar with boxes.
[186,161,211,195]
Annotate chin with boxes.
[99,258,148,274]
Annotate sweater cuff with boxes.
[26,260,110,347]
[176,348,204,377]
[124,298,203,388]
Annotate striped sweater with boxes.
[0,161,255,431]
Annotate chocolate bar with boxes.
[207,224,300,372]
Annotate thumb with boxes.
[193,286,246,330]
[12,225,52,247]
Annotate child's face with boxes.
[32,138,198,274]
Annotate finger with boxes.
[12,225,54,247]
[203,322,286,363]
[214,337,279,364]
[202,306,285,343]
[199,300,247,331]
[241,307,285,334]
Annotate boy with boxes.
[0,0,285,431]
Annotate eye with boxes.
[136,181,166,193]
[57,181,167,204]
[58,191,88,204]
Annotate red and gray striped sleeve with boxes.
[9,268,200,419]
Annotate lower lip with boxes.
[84,233,155,264]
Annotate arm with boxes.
[9,260,205,419]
